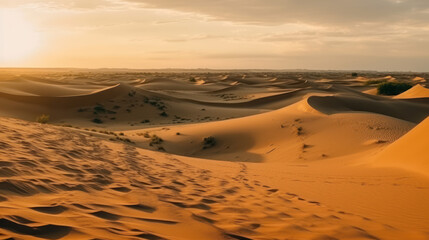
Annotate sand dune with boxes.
[0,117,426,240]
[394,84,429,99]
[306,94,429,123]
[0,83,125,106]
[128,96,413,163]
[0,69,428,240]
[374,117,429,176]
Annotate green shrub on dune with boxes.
[203,136,216,149]
[377,82,413,96]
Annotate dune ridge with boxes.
[0,83,124,107]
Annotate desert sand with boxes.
[0,69,428,240]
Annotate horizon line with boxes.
[1,67,428,73]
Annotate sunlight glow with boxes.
[0,9,42,64]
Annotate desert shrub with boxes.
[111,136,135,144]
[36,114,50,124]
[296,126,303,135]
[203,136,216,149]
[160,111,168,117]
[157,104,166,111]
[128,90,136,97]
[158,146,165,151]
[92,118,103,124]
[150,135,163,146]
[189,77,196,82]
[351,72,358,77]
[93,105,106,113]
[377,82,413,95]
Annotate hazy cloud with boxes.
[0,0,127,10]
[2,0,429,70]
[125,0,429,26]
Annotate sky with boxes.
[0,0,429,71]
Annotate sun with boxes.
[0,9,42,64]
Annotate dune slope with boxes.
[1,117,428,240]
[374,117,429,176]
[394,84,429,99]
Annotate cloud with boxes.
[165,34,222,42]
[2,0,429,70]
[4,0,428,26]
[0,0,127,10]
[123,0,429,26]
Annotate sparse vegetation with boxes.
[296,126,303,135]
[86,128,134,144]
[36,114,50,124]
[128,90,136,97]
[160,111,168,117]
[364,79,388,86]
[351,72,358,77]
[150,135,164,146]
[377,82,413,96]
[189,77,196,82]
[203,136,216,149]
[157,146,165,151]
[112,136,134,144]
[92,118,103,124]
[94,105,106,113]
[302,143,311,149]
[144,96,167,111]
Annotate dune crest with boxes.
[0,83,125,107]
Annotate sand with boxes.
[0,69,428,240]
